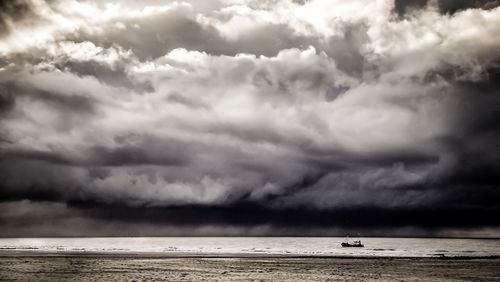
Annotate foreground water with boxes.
[1,237,499,258]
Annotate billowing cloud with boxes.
[0,0,499,236]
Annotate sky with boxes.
[0,0,499,237]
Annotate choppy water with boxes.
[0,237,499,258]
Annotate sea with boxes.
[0,237,499,258]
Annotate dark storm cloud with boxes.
[0,141,190,167]
[0,0,500,236]
[437,65,500,190]
[437,0,500,14]
[62,3,314,59]
[394,0,428,17]
[18,87,95,114]
[1,199,499,237]
[65,11,329,68]
[394,0,500,16]
[321,25,368,77]
[57,60,154,93]
[0,85,15,115]
[72,203,500,230]
[166,92,210,110]
[0,0,35,36]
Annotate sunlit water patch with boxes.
[0,237,499,258]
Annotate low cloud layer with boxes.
[1,0,499,236]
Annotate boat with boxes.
[341,239,364,247]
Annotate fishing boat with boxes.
[341,238,364,247]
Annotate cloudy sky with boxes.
[0,0,499,237]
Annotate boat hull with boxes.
[341,243,364,247]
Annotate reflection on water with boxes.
[0,237,499,257]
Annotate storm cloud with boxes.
[0,0,499,237]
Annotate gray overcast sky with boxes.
[0,0,499,237]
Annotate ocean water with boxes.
[0,237,499,258]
